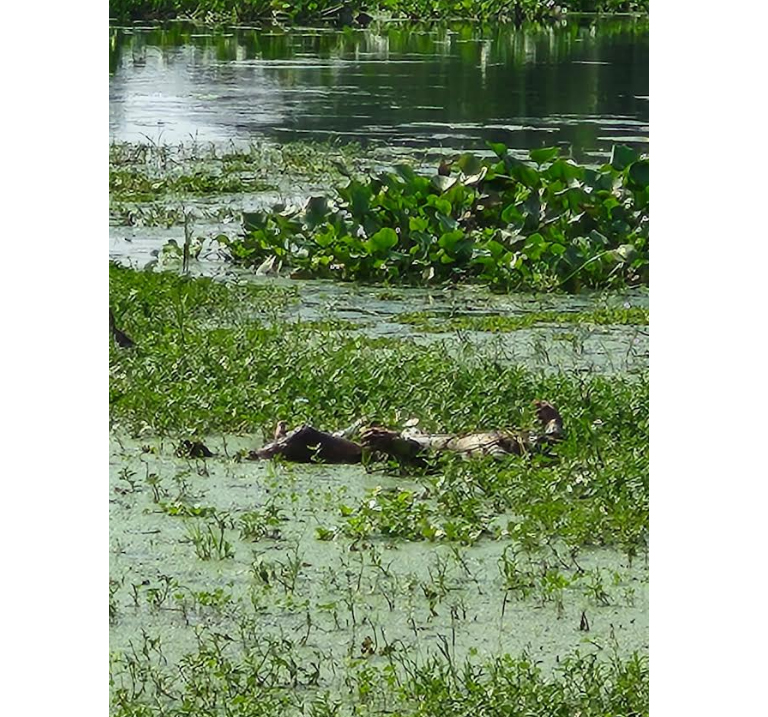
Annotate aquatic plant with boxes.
[109,140,363,225]
[110,0,649,25]
[396,306,649,332]
[184,512,236,560]
[110,627,649,715]
[222,144,649,292]
[110,166,276,203]
[239,502,286,541]
[110,265,647,550]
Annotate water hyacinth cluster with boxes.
[222,144,648,292]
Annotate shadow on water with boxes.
[110,17,648,160]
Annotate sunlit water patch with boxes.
[110,18,648,161]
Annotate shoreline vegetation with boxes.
[110,1,650,25]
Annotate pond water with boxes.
[109,18,648,162]
[110,434,649,676]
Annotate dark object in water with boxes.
[579,610,590,632]
[249,424,363,463]
[250,401,564,464]
[110,309,135,348]
[176,440,214,459]
[355,12,373,27]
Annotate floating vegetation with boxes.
[221,144,649,292]
[396,306,649,332]
[109,12,648,714]
[109,140,367,226]
[110,166,276,202]
[110,265,647,552]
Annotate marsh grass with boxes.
[109,140,366,226]
[110,266,647,714]
[397,306,649,332]
[110,266,646,436]
[110,623,648,716]
[110,264,647,550]
[110,166,276,202]
[184,512,236,560]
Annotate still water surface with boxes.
[109,18,648,160]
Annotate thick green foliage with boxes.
[110,0,649,23]
[223,144,649,291]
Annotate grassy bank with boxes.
[111,1,649,25]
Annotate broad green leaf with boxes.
[242,211,269,232]
[627,159,649,189]
[305,196,330,228]
[485,239,506,259]
[610,144,639,171]
[546,159,584,183]
[438,230,464,253]
[457,153,484,176]
[529,146,560,165]
[511,161,540,188]
[394,164,417,182]
[427,196,452,216]
[340,180,372,218]
[431,174,458,193]
[365,227,399,254]
[437,212,458,233]
[487,141,508,159]
[501,203,524,224]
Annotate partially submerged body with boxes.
[248,401,564,464]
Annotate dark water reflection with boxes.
[109,18,648,160]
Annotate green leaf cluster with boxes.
[224,144,649,292]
